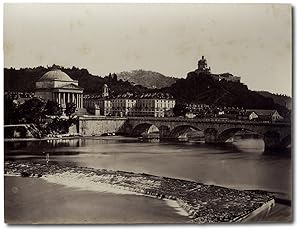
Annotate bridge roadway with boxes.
[78,116,291,150]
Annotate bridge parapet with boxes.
[127,116,291,127]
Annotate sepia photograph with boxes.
[3,3,292,224]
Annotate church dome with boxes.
[39,69,73,82]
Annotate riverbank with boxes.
[5,160,276,224]
[4,135,81,142]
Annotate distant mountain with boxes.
[4,66,148,96]
[257,91,292,110]
[116,69,177,89]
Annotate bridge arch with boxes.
[169,125,201,138]
[217,128,262,143]
[131,123,159,136]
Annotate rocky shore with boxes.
[4,160,275,224]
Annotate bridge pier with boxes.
[264,135,283,150]
[204,128,218,144]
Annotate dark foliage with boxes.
[160,71,288,115]
[17,97,46,124]
[173,104,188,117]
[44,100,63,116]
[4,97,18,124]
[4,66,148,96]
[65,102,76,117]
[47,117,77,134]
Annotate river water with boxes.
[5,136,292,200]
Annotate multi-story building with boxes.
[84,85,176,117]
[110,93,136,117]
[134,92,175,117]
[83,84,112,116]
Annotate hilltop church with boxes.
[194,56,241,83]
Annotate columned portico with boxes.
[53,90,83,109]
[35,69,84,111]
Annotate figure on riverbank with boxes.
[43,152,50,164]
[46,153,50,164]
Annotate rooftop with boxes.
[38,69,74,82]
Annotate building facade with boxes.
[246,109,284,122]
[134,92,176,117]
[110,93,137,117]
[83,84,112,116]
[83,85,176,117]
[35,69,84,109]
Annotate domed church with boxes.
[35,69,84,110]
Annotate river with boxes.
[4,136,292,223]
[5,136,292,199]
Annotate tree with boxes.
[173,104,188,117]
[65,102,76,117]
[4,97,18,124]
[17,97,46,124]
[44,100,63,116]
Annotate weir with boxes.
[5,161,275,224]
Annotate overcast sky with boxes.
[4,4,292,96]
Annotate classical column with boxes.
[80,94,83,108]
[58,93,61,106]
[78,94,81,108]
[63,93,66,106]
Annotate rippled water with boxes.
[5,136,292,199]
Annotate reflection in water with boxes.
[5,137,291,200]
[233,139,265,153]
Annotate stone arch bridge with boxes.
[123,117,291,150]
[77,116,291,150]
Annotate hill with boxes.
[257,91,292,110]
[4,66,148,96]
[116,69,177,89]
[158,71,289,116]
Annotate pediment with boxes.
[60,83,81,89]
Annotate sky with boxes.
[4,3,292,96]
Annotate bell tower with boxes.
[197,56,211,73]
[102,84,109,97]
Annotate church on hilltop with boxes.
[193,56,241,83]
